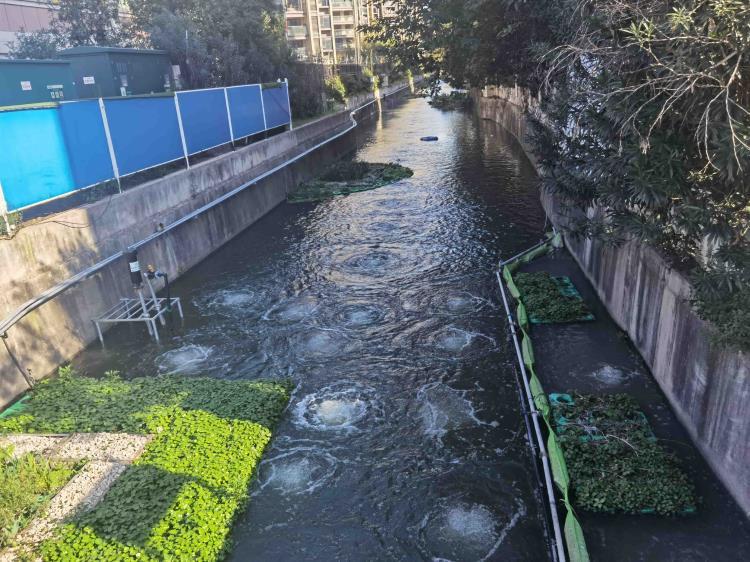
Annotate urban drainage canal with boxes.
[71,96,750,561]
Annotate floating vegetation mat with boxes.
[514,272,594,324]
[289,161,413,203]
[550,393,697,516]
[428,91,471,110]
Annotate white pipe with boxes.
[496,269,567,562]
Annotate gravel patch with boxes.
[0,433,151,561]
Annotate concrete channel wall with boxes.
[475,89,750,517]
[0,81,415,408]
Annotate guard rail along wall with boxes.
[473,85,750,518]
[0,81,292,215]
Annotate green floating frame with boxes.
[529,276,595,325]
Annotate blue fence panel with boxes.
[226,85,265,139]
[262,83,291,129]
[177,89,232,155]
[58,100,114,189]
[103,97,184,176]
[0,109,75,211]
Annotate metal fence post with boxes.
[0,180,9,235]
[98,98,122,193]
[285,77,293,131]
[258,83,268,132]
[223,88,235,145]
[173,93,191,169]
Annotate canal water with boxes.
[73,93,750,560]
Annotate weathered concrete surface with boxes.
[0,81,413,408]
[475,89,750,517]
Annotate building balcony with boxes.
[284,0,304,13]
[286,25,308,38]
[321,37,334,51]
[332,15,354,24]
[331,0,353,10]
[335,28,355,38]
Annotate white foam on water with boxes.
[421,499,526,562]
[294,384,382,433]
[428,326,496,355]
[216,290,255,307]
[418,383,483,441]
[263,296,319,323]
[255,448,338,496]
[299,330,345,356]
[157,344,212,374]
[591,364,631,385]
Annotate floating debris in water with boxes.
[288,161,413,203]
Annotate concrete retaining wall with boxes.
[475,89,750,517]
[0,81,413,407]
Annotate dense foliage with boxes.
[515,272,592,323]
[0,447,77,548]
[552,393,697,516]
[375,0,750,350]
[0,369,290,561]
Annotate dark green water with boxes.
[73,94,750,561]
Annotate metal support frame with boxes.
[258,83,268,131]
[98,98,122,193]
[93,295,183,345]
[173,94,191,169]
[285,78,293,131]
[223,87,235,145]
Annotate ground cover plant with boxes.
[0,446,78,549]
[515,271,592,323]
[289,160,413,203]
[552,393,696,516]
[0,368,291,561]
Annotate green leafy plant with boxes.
[0,446,78,548]
[552,393,697,516]
[324,75,347,105]
[428,91,471,110]
[289,161,414,203]
[0,368,291,561]
[515,272,592,323]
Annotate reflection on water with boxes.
[73,95,551,560]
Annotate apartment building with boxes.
[0,0,55,57]
[284,0,397,64]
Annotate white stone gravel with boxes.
[0,433,152,561]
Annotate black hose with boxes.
[2,333,35,389]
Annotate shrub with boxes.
[324,75,347,105]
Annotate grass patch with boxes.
[289,161,414,203]
[0,368,291,561]
[551,393,697,516]
[515,271,593,323]
[0,447,78,549]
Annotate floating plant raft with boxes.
[550,392,697,516]
[514,271,594,324]
[289,161,413,203]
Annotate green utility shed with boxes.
[58,46,174,99]
[0,59,76,107]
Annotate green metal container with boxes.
[0,59,76,108]
[58,46,174,99]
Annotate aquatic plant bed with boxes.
[514,272,594,324]
[0,445,79,549]
[0,370,291,561]
[289,161,414,202]
[550,393,697,516]
[428,91,471,110]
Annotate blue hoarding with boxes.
[58,100,114,189]
[0,109,75,211]
[262,83,291,129]
[227,85,266,139]
[177,89,232,155]
[104,96,184,176]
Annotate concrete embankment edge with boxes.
[474,90,750,517]
[0,81,415,408]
